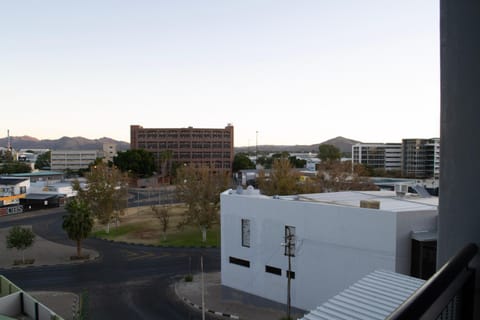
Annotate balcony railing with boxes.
[388,243,478,320]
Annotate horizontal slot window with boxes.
[229,256,250,268]
[265,265,282,276]
[286,271,295,279]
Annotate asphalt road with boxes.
[0,209,221,320]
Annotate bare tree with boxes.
[151,205,170,241]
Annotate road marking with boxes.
[122,250,179,261]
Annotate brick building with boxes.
[130,124,234,174]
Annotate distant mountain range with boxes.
[234,136,361,154]
[0,136,130,151]
[1,135,359,155]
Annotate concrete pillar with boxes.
[438,0,480,314]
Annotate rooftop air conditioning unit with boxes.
[395,184,408,197]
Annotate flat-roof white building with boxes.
[220,188,437,311]
[50,150,99,171]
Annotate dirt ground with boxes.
[93,204,190,245]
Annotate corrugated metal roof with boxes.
[298,270,425,320]
[0,177,29,185]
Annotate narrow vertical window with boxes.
[284,225,296,256]
[241,219,251,247]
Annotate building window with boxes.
[229,256,250,268]
[286,270,295,279]
[284,226,296,257]
[265,265,282,276]
[241,219,251,247]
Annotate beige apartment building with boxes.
[130,124,234,174]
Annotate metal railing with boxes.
[388,243,478,320]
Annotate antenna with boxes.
[256,131,258,162]
[7,129,11,150]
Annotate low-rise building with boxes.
[220,188,438,311]
[0,177,29,209]
[50,150,100,171]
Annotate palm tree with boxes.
[63,199,94,257]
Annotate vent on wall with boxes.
[395,184,409,197]
[360,200,380,209]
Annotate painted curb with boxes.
[181,296,240,319]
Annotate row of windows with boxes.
[138,142,231,150]
[137,132,231,140]
[228,257,296,279]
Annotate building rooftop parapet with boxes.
[223,188,438,212]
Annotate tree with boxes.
[318,144,342,162]
[76,162,128,233]
[159,150,174,179]
[258,157,300,196]
[316,161,378,192]
[63,198,94,257]
[6,226,35,264]
[176,165,230,242]
[151,205,170,241]
[113,149,156,178]
[232,153,255,172]
[288,155,307,169]
[0,161,32,174]
[35,151,51,169]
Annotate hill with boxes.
[0,136,130,151]
[234,136,361,154]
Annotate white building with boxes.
[0,177,29,208]
[220,188,437,311]
[50,150,100,171]
[102,143,117,164]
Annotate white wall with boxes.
[395,210,438,274]
[220,192,422,310]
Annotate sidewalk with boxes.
[0,226,99,269]
[0,226,98,320]
[175,272,305,320]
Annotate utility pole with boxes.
[201,256,205,320]
[285,226,295,320]
[255,131,258,164]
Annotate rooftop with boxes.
[0,177,29,185]
[299,270,425,320]
[9,171,64,177]
[226,188,438,213]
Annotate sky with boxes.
[1,1,440,147]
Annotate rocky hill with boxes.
[234,136,361,154]
[1,135,359,155]
[0,136,130,151]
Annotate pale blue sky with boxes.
[1,1,439,147]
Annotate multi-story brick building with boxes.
[130,124,234,174]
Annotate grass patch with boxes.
[13,259,35,265]
[91,205,221,248]
[158,226,220,248]
[92,223,146,239]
